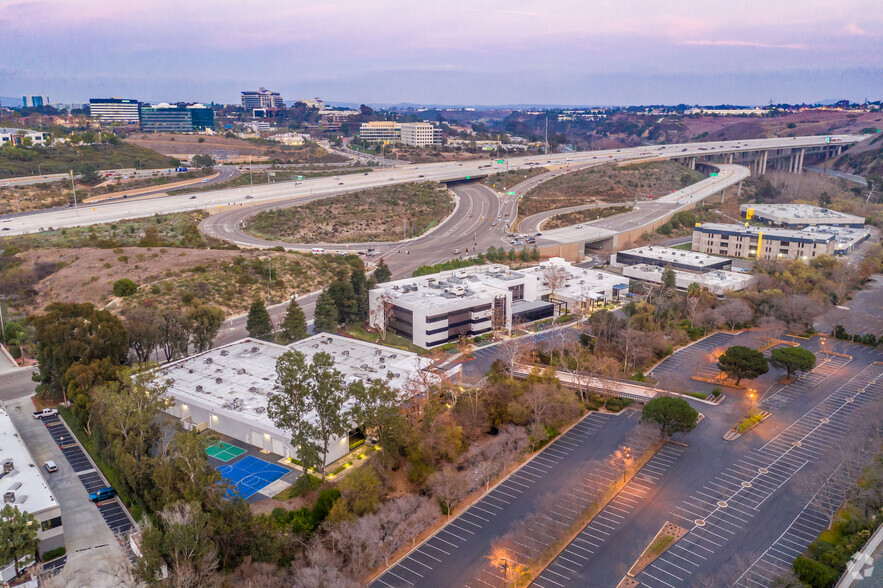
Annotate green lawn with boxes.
[342,323,427,355]
[671,242,693,250]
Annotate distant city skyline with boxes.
[1,0,881,106]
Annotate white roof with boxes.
[742,203,865,224]
[0,408,59,515]
[520,258,626,298]
[618,246,730,266]
[156,334,435,430]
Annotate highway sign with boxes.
[710,172,719,177]
[507,191,515,195]
[497,159,504,164]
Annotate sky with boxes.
[1,0,882,106]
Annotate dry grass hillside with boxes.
[522,160,704,215]
[246,182,454,243]
[126,133,347,163]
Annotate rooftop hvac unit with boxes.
[220,350,229,356]
[215,378,223,384]
[360,364,369,370]
[188,369,194,374]
[3,461,12,473]
[312,344,320,348]
[250,347,259,353]
[195,385,204,392]
[236,368,246,375]
[167,378,175,385]
[248,386,259,393]
[204,358,213,364]
[255,406,266,414]
[454,269,468,278]
[375,349,382,355]
[3,492,14,504]
[389,353,397,359]
[341,350,349,356]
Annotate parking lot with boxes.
[371,410,641,587]
[530,444,685,588]
[648,331,735,384]
[636,361,883,588]
[41,414,136,537]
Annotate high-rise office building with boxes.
[22,95,49,108]
[139,103,214,132]
[241,88,284,109]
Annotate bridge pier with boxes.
[797,148,805,174]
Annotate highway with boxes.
[0,135,863,236]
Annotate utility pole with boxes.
[69,170,79,215]
[544,115,548,155]
[267,257,272,305]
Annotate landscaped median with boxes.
[724,410,773,441]
[626,521,688,578]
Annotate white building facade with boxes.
[399,123,443,147]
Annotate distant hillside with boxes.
[833,134,883,178]
[0,142,178,179]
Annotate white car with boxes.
[44,461,58,473]
[575,224,583,229]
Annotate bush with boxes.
[112,278,138,297]
[793,556,838,588]
[40,547,66,562]
[685,391,707,400]
[8,345,21,359]
[604,397,633,412]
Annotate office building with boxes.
[741,204,865,229]
[157,335,449,465]
[692,223,836,261]
[370,264,542,348]
[359,121,401,143]
[89,98,141,123]
[0,407,64,578]
[623,264,754,295]
[139,103,214,132]
[22,95,48,108]
[519,257,630,313]
[612,246,732,272]
[0,127,51,147]
[399,122,443,147]
[241,88,284,110]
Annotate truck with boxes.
[33,408,58,419]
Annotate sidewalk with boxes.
[835,522,883,587]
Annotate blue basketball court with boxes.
[216,455,289,500]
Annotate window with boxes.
[41,516,62,532]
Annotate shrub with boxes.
[685,391,707,400]
[8,345,21,360]
[40,547,66,562]
[112,278,138,297]
[793,556,838,588]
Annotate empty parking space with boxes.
[371,411,624,588]
[649,332,735,380]
[761,353,851,410]
[78,471,106,493]
[531,445,685,588]
[98,501,135,535]
[638,362,883,588]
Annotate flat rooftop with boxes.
[696,223,837,243]
[742,203,865,224]
[624,264,754,291]
[157,334,434,430]
[616,245,730,267]
[800,225,872,250]
[520,259,627,298]
[0,407,59,515]
[375,264,531,311]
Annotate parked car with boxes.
[89,487,117,502]
[452,248,461,254]
[33,408,58,419]
[44,461,58,473]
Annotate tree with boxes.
[717,345,769,385]
[268,351,352,474]
[0,504,38,576]
[542,264,568,301]
[32,302,129,399]
[373,259,392,283]
[188,305,225,353]
[641,396,699,438]
[327,279,359,325]
[124,307,161,364]
[349,267,369,321]
[313,290,339,334]
[112,278,138,297]
[279,299,308,343]
[191,154,216,169]
[135,501,219,586]
[769,347,816,379]
[662,266,677,290]
[349,377,405,464]
[156,308,193,361]
[245,299,273,340]
[428,467,467,518]
[76,162,100,184]
[718,298,753,331]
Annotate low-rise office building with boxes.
[399,122,443,147]
[623,264,754,295]
[139,103,214,132]
[359,121,401,143]
[692,223,837,260]
[798,225,871,255]
[519,257,629,313]
[0,407,64,576]
[89,98,140,123]
[0,127,51,147]
[612,246,732,272]
[741,203,866,229]
[369,264,543,348]
[158,335,449,465]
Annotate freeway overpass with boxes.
[0,134,864,237]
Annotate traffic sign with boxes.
[497,159,504,164]
[507,191,515,195]
[710,172,719,177]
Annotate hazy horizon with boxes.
[1,0,881,106]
